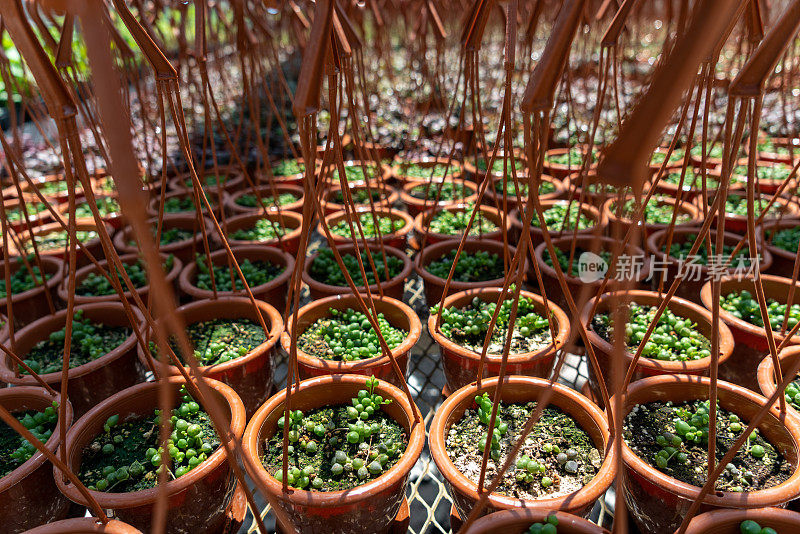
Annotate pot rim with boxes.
[113,214,212,255]
[15,219,109,256]
[413,204,510,242]
[509,200,603,236]
[224,184,305,215]
[0,254,64,304]
[242,374,425,505]
[145,190,223,218]
[55,376,246,507]
[428,286,570,364]
[280,293,422,373]
[756,217,800,261]
[320,184,398,213]
[683,506,800,533]
[757,345,800,401]
[23,517,143,534]
[225,211,304,247]
[601,194,702,230]
[320,208,414,243]
[429,375,615,511]
[400,179,479,209]
[302,243,412,296]
[463,508,609,534]
[484,173,565,204]
[391,156,465,181]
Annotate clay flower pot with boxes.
[510,200,603,248]
[700,275,800,390]
[320,159,388,188]
[0,255,63,326]
[145,190,225,218]
[320,184,399,216]
[0,302,145,416]
[616,374,800,534]
[2,197,57,233]
[55,376,246,533]
[242,374,424,534]
[224,184,305,216]
[400,179,479,217]
[302,244,412,301]
[413,204,509,247]
[461,150,527,183]
[113,214,214,265]
[59,252,182,306]
[168,167,245,194]
[757,345,800,414]
[225,211,304,254]
[415,239,518,307]
[542,146,597,178]
[24,518,143,533]
[429,287,570,392]
[321,208,414,250]
[602,195,702,236]
[700,192,800,235]
[178,245,294,311]
[534,235,650,314]
[757,218,800,278]
[138,296,282,416]
[462,509,609,534]
[485,174,565,211]
[281,294,421,387]
[648,146,687,173]
[16,219,110,268]
[582,290,734,403]
[646,227,773,305]
[683,507,800,534]
[430,376,615,521]
[391,156,463,186]
[258,158,310,187]
[6,172,86,205]
[647,165,728,201]
[0,387,73,533]
[563,170,633,207]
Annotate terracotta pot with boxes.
[168,168,245,194]
[138,296,281,416]
[461,150,527,183]
[321,208,413,250]
[281,294,421,387]
[430,376,615,521]
[429,287,570,392]
[646,227,773,305]
[258,158,311,187]
[415,239,518,307]
[648,166,730,201]
[542,146,597,178]
[113,214,214,265]
[757,218,800,278]
[616,374,800,534]
[757,346,800,415]
[0,302,145,416]
[582,290,734,403]
[700,275,800,390]
[59,252,182,306]
[463,509,608,534]
[0,387,73,533]
[414,204,509,247]
[55,376,246,534]
[563,170,634,207]
[224,184,305,216]
[61,194,124,231]
[683,507,800,534]
[320,159,390,188]
[303,244,411,301]
[145,190,225,218]
[0,255,63,326]
[510,200,604,249]
[400,179,479,217]
[731,160,798,195]
[2,197,57,233]
[15,219,110,268]
[23,518,143,533]
[225,211,304,255]
[534,235,650,313]
[602,195,703,237]
[648,147,687,174]
[242,374,425,534]
[485,174,565,211]
[391,156,464,186]
[5,173,87,205]
[320,184,399,216]
[178,245,294,311]
[698,193,800,235]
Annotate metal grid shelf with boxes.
[240,241,615,533]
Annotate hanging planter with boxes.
[303,244,411,301]
[4,172,88,205]
[730,160,798,195]
[429,376,615,521]
[461,509,609,534]
[320,184,398,216]
[485,173,565,211]
[563,171,633,207]
[602,195,702,236]
[242,374,425,534]
[138,296,282,416]
[616,374,800,534]
[542,146,598,178]
[0,255,63,326]
[391,156,464,186]
[0,387,73,533]
[429,287,569,393]
[647,166,730,201]
[145,190,225,218]
[461,150,527,183]
[225,211,304,254]
[700,274,800,390]
[15,220,110,268]
[414,204,508,247]
[2,197,56,233]
[224,184,305,216]
[168,168,245,195]
[257,158,310,187]
[581,289,733,404]
[400,179,479,217]
[54,376,246,534]
[510,200,603,248]
[648,146,687,173]
[178,245,294,311]
[60,252,182,306]
[756,218,800,278]
[534,235,650,313]
[281,294,421,386]
[320,160,387,188]
[62,195,125,231]
[321,208,413,250]
[0,302,145,416]
[415,239,517,307]
[113,214,213,265]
